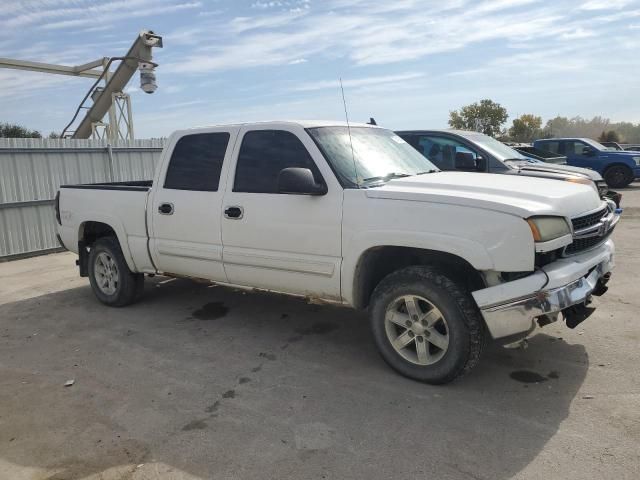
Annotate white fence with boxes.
[0,138,165,260]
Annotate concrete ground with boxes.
[1,186,639,480]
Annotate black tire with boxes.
[88,237,144,307]
[604,165,633,188]
[369,266,485,384]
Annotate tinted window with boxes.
[415,135,479,170]
[566,141,588,155]
[164,133,230,191]
[540,141,560,154]
[234,130,322,193]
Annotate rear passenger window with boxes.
[164,133,230,191]
[234,130,322,193]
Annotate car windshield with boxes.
[461,132,529,162]
[307,127,439,187]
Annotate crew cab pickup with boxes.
[56,121,619,384]
[534,137,640,188]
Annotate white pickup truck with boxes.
[56,121,619,384]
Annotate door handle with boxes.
[224,206,243,219]
[158,202,174,215]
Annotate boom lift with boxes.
[0,30,162,141]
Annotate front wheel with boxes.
[88,237,144,307]
[369,266,485,384]
[604,165,633,188]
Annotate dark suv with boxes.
[397,129,619,206]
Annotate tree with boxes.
[540,116,640,143]
[448,99,508,138]
[508,114,542,142]
[598,130,621,143]
[48,131,61,139]
[0,122,42,138]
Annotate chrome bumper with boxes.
[473,240,614,339]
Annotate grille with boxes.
[565,230,613,255]
[571,207,607,231]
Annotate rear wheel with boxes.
[369,266,485,384]
[604,165,633,188]
[88,237,143,307]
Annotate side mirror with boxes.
[476,155,487,171]
[277,167,327,195]
[454,152,478,171]
[582,146,596,156]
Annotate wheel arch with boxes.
[603,162,633,173]
[350,245,486,310]
[77,219,137,274]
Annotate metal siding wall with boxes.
[0,138,164,258]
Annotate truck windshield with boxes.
[581,138,607,151]
[307,127,438,187]
[462,133,529,162]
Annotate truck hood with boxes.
[601,151,639,159]
[366,171,602,218]
[509,161,603,181]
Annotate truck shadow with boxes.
[0,277,589,479]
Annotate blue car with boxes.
[533,138,640,188]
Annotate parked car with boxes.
[622,144,640,152]
[533,137,640,188]
[396,129,617,204]
[56,121,618,384]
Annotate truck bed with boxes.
[57,181,155,273]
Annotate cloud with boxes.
[294,72,425,92]
[560,27,596,39]
[580,0,633,9]
[165,0,630,74]
[0,0,201,30]
[3,0,640,137]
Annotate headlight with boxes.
[632,156,640,166]
[526,216,571,242]
[565,176,597,192]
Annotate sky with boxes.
[1,0,639,138]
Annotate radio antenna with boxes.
[340,78,360,187]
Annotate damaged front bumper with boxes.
[473,240,615,339]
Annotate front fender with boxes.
[341,232,495,306]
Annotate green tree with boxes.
[508,114,542,142]
[0,122,42,138]
[598,130,621,143]
[448,99,508,138]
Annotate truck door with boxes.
[220,125,343,299]
[149,128,237,280]
[564,140,594,169]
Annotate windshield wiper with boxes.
[362,172,412,183]
[414,170,438,175]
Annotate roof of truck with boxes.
[179,120,380,131]
[534,138,591,142]
[396,129,489,137]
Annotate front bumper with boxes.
[473,239,615,339]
